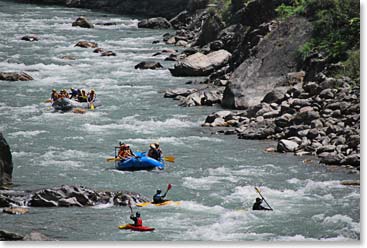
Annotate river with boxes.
[0,0,360,241]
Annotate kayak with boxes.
[116,152,165,171]
[52,97,102,111]
[118,224,155,232]
[136,200,181,207]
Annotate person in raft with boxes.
[153,189,167,204]
[130,212,142,227]
[87,89,96,104]
[69,87,80,99]
[78,89,88,102]
[252,198,272,211]
[50,89,59,103]
[118,143,136,160]
[147,144,159,160]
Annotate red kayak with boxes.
[118,224,155,232]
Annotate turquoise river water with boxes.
[0,0,360,241]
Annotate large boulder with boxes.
[195,12,225,46]
[0,72,33,81]
[169,50,232,77]
[222,17,312,109]
[72,16,94,28]
[277,139,300,153]
[0,133,12,188]
[138,17,172,29]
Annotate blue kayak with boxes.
[115,152,165,171]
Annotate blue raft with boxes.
[115,152,165,171]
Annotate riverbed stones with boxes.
[277,139,299,153]
[101,51,116,56]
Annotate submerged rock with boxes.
[21,35,38,41]
[72,16,94,28]
[75,41,98,48]
[0,72,33,81]
[135,61,163,70]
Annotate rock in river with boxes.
[75,41,98,48]
[135,61,163,70]
[169,50,232,77]
[138,17,172,29]
[0,72,33,81]
[0,133,13,188]
[72,16,94,28]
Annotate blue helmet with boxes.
[136,212,140,217]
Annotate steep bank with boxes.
[0,133,13,188]
[16,0,208,18]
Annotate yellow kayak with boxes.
[136,200,181,207]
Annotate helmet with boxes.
[91,89,95,93]
[256,198,262,202]
[70,87,74,90]
[136,212,140,217]
[150,143,156,149]
[155,142,160,147]
[52,89,56,92]
[156,189,161,194]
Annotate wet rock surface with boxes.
[0,133,13,188]
[72,16,94,28]
[0,72,33,81]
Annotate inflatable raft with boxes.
[118,224,155,232]
[52,98,101,111]
[115,152,165,171]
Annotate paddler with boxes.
[130,212,143,227]
[87,89,96,104]
[78,89,88,102]
[252,198,272,211]
[153,189,167,204]
[50,89,59,103]
[118,144,137,160]
[69,87,79,99]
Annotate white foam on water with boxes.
[92,202,114,209]
[9,130,48,138]
[182,176,222,190]
[83,115,199,134]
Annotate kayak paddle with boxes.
[106,157,121,162]
[128,199,133,215]
[164,184,172,197]
[90,103,95,110]
[255,186,273,211]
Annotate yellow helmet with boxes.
[52,89,56,92]
[91,89,95,93]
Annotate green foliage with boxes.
[343,49,360,82]
[276,0,360,81]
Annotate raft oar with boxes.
[90,102,95,110]
[163,156,175,163]
[255,187,273,211]
[106,156,175,163]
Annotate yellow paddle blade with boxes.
[90,103,95,110]
[255,187,261,194]
[118,224,129,229]
[106,157,121,162]
[163,156,175,163]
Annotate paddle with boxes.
[164,183,172,198]
[90,102,95,110]
[163,156,175,163]
[106,156,175,163]
[255,186,273,211]
[128,199,133,216]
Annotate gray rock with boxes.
[21,35,38,41]
[209,40,224,51]
[319,88,335,99]
[58,197,84,207]
[303,81,321,95]
[316,145,336,154]
[196,13,224,46]
[138,17,172,29]
[170,50,232,77]
[347,135,360,149]
[293,108,320,125]
[307,128,319,140]
[340,154,360,167]
[75,41,98,48]
[23,231,53,241]
[101,51,116,56]
[262,88,286,104]
[72,16,94,28]
[277,139,300,153]
[134,61,163,70]
[0,72,33,81]
[164,88,198,98]
[0,133,12,188]
[275,114,293,128]
[0,230,24,241]
[222,17,312,109]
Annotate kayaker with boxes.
[88,89,96,104]
[118,144,136,160]
[153,189,167,204]
[130,212,143,227]
[50,89,59,103]
[252,198,272,211]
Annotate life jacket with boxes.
[51,92,59,101]
[88,92,96,102]
[153,193,163,203]
[118,149,133,159]
[136,217,142,226]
